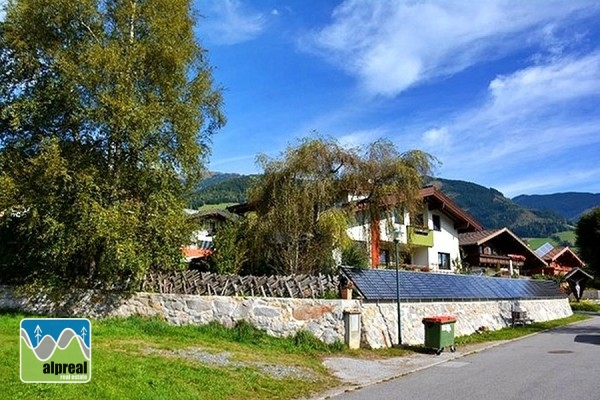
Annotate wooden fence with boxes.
[140,270,340,299]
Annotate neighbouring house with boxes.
[182,209,239,262]
[532,243,585,276]
[458,228,547,276]
[347,186,483,272]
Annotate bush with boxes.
[570,301,600,312]
[341,242,370,269]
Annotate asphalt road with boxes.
[335,314,600,400]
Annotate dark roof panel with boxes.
[341,267,565,301]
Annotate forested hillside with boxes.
[512,192,600,221]
[191,173,572,237]
[427,178,571,237]
[190,174,261,208]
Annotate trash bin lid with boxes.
[422,316,456,324]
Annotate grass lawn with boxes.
[1,311,342,400]
[454,313,589,345]
[2,308,590,399]
[525,230,576,250]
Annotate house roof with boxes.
[187,209,240,222]
[420,186,483,232]
[459,228,511,246]
[182,240,214,261]
[564,267,594,281]
[458,227,548,268]
[540,246,585,268]
[182,247,213,260]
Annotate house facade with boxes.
[182,209,239,262]
[533,243,585,276]
[458,228,547,276]
[346,186,482,272]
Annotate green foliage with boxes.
[244,137,434,275]
[531,274,563,286]
[208,222,245,275]
[0,0,224,288]
[575,207,600,277]
[341,241,370,268]
[570,301,600,312]
[292,330,345,353]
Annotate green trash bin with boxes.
[422,316,457,355]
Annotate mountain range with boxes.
[191,173,600,238]
[512,193,600,221]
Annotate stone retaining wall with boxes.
[361,298,572,348]
[0,286,572,348]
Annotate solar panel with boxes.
[534,242,554,257]
[341,267,565,301]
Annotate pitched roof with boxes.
[182,247,213,260]
[458,227,548,267]
[564,267,594,281]
[458,228,505,246]
[421,186,483,232]
[541,246,585,266]
[188,209,239,222]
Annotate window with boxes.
[411,213,424,227]
[432,215,441,231]
[438,252,451,270]
[379,249,389,266]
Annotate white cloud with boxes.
[338,128,387,148]
[303,0,598,97]
[422,127,450,150]
[197,0,267,45]
[425,53,600,195]
[487,52,600,114]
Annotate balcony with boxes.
[407,226,433,247]
[475,254,525,269]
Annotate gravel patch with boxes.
[144,347,315,380]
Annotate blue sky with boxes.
[194,0,600,198]
[1,1,598,198]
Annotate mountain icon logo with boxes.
[20,318,92,383]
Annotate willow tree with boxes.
[245,137,434,275]
[0,0,225,288]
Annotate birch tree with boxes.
[0,0,224,288]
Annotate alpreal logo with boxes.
[20,318,91,383]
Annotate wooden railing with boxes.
[140,270,339,298]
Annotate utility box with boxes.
[422,316,457,355]
[344,310,361,349]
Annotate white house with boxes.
[346,186,483,273]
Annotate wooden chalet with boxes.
[534,245,585,276]
[459,227,546,275]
